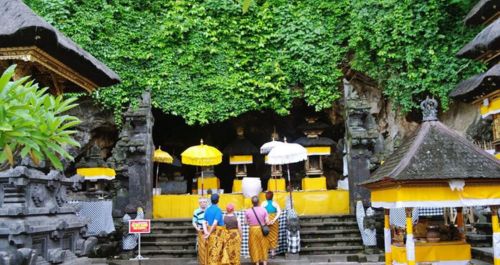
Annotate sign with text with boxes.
[129,219,151,234]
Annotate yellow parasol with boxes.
[154,146,173,163]
[153,146,173,190]
[181,139,222,195]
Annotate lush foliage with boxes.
[0,65,81,170]
[25,0,482,124]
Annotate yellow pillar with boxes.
[492,207,500,265]
[405,208,415,265]
[384,209,392,265]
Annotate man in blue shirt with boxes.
[203,194,224,265]
[192,197,208,265]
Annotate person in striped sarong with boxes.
[245,196,270,265]
[192,197,208,265]
[261,191,281,258]
[203,194,225,265]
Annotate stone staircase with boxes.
[140,218,197,258]
[300,215,364,255]
[139,215,366,259]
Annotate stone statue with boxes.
[356,201,378,253]
[122,205,145,251]
[420,96,438,122]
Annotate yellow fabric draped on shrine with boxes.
[480,96,500,118]
[371,184,500,208]
[391,241,471,263]
[76,167,116,180]
[267,178,286,192]
[153,190,349,218]
[302,177,327,191]
[249,226,269,263]
[197,177,220,190]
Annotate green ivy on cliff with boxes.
[25,0,483,125]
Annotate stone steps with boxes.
[299,215,364,255]
[140,214,366,258]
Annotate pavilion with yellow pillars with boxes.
[362,98,500,265]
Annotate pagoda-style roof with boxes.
[457,18,500,62]
[223,138,258,155]
[0,0,120,91]
[362,119,500,187]
[450,63,500,102]
[464,0,500,26]
[294,136,335,147]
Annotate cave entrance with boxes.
[152,101,345,196]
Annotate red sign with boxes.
[129,220,151,234]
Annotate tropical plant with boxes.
[0,65,81,171]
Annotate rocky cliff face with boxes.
[343,75,492,165]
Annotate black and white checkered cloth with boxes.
[418,207,444,216]
[236,210,288,257]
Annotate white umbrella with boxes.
[260,139,285,154]
[266,140,307,209]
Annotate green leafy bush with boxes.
[25,0,483,124]
[0,65,81,170]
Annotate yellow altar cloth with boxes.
[232,179,242,193]
[197,176,220,190]
[302,177,327,191]
[391,241,471,264]
[267,178,286,192]
[153,190,349,218]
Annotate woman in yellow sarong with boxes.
[245,196,270,265]
[222,203,241,265]
[261,191,281,258]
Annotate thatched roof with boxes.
[0,0,120,87]
[450,63,500,102]
[294,136,336,147]
[362,121,500,186]
[464,0,500,26]
[223,138,258,155]
[457,18,500,60]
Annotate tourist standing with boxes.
[203,194,225,265]
[192,197,208,265]
[261,191,281,257]
[222,203,242,265]
[245,196,270,265]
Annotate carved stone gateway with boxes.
[109,91,154,217]
[0,166,97,264]
[343,79,378,212]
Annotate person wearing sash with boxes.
[222,203,241,265]
[192,197,208,265]
[261,191,281,258]
[203,194,225,265]
[245,196,269,265]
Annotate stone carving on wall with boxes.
[343,79,378,212]
[108,91,154,218]
[0,166,97,264]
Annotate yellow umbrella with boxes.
[153,146,173,190]
[181,139,222,195]
[154,146,173,163]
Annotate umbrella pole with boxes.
[201,170,204,196]
[287,164,293,209]
[155,163,159,189]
